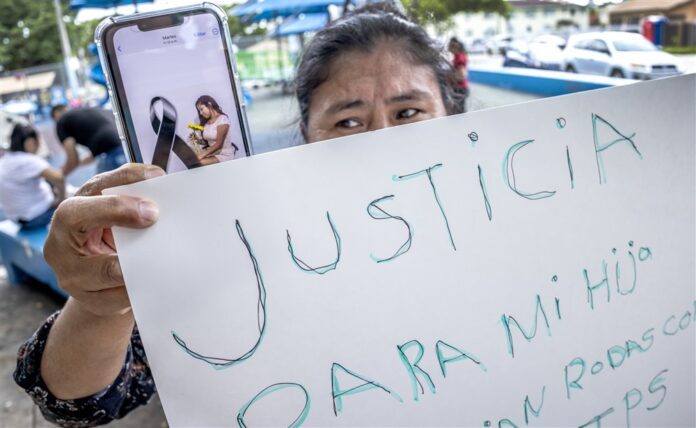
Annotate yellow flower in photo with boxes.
[187,123,204,131]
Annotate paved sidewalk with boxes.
[678,54,696,73]
[244,84,539,154]
[0,267,167,428]
[0,85,538,428]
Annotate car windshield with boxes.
[611,36,657,52]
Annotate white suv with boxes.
[563,32,683,79]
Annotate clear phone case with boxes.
[94,2,253,161]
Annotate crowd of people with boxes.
[4,3,471,427]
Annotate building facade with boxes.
[452,0,591,39]
[610,0,696,25]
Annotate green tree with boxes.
[0,0,100,71]
[67,17,103,57]
[222,5,267,36]
[0,0,61,70]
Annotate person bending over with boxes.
[51,105,126,175]
[0,124,64,229]
[16,4,464,426]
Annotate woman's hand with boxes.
[40,164,165,400]
[44,164,165,317]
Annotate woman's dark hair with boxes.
[10,124,38,152]
[448,37,466,53]
[51,104,68,120]
[294,3,463,133]
[195,95,226,125]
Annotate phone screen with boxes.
[105,10,248,173]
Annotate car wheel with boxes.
[610,69,625,78]
[565,65,577,73]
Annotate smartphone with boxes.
[95,3,252,174]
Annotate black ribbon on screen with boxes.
[149,96,201,171]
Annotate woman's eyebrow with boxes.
[326,99,365,114]
[388,90,430,104]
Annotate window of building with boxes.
[526,8,537,18]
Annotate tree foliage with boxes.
[401,0,511,25]
[0,0,502,71]
[0,0,101,72]
[222,5,267,37]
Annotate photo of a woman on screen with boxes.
[194,95,239,166]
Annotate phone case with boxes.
[94,2,254,162]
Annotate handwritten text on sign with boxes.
[109,75,696,427]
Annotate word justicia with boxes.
[172,112,644,424]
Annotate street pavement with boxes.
[0,266,169,428]
[0,83,541,428]
[1,46,693,428]
[1,81,540,428]
[679,54,696,73]
[246,81,539,154]
[469,53,696,73]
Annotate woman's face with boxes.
[197,103,211,120]
[305,44,447,143]
[24,137,39,154]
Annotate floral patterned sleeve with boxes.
[13,311,157,427]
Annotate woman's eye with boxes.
[397,108,420,119]
[336,118,361,129]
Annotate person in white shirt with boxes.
[194,95,239,166]
[0,124,65,228]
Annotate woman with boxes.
[448,37,469,113]
[194,95,239,165]
[0,125,64,228]
[14,4,464,425]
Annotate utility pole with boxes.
[53,0,80,100]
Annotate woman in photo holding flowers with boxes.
[193,95,239,165]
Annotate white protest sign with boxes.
[109,75,695,427]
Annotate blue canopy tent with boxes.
[230,0,341,86]
[69,0,153,10]
[230,0,343,23]
[271,12,328,37]
[71,0,154,105]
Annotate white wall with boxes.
[452,4,590,40]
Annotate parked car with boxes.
[465,37,488,54]
[487,34,514,55]
[503,41,564,71]
[531,34,567,50]
[563,32,683,79]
